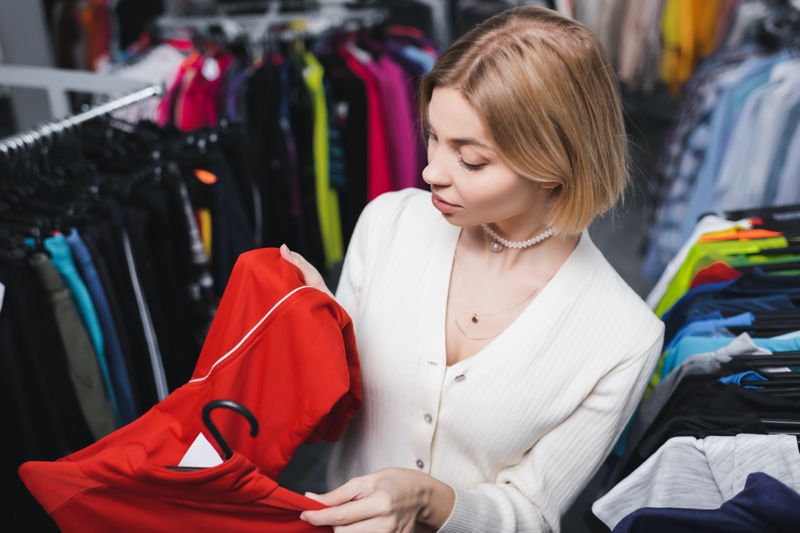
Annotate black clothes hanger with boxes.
[166,399,259,471]
[725,203,800,222]
[738,260,800,273]
[732,352,800,367]
[727,325,800,337]
[202,399,259,460]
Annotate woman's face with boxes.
[422,87,551,231]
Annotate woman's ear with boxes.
[538,180,560,190]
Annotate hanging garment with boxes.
[19,248,362,530]
[610,472,800,533]
[593,434,800,530]
[66,229,138,425]
[20,446,331,532]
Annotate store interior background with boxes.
[0,1,680,531]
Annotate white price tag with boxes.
[178,433,223,468]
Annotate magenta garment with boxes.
[339,46,393,200]
[363,53,419,191]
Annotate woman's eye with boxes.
[459,158,485,172]
[425,131,438,143]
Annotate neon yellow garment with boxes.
[301,51,343,270]
[659,0,725,96]
[654,236,789,317]
[198,208,212,260]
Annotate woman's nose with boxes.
[422,147,449,187]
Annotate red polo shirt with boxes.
[20,248,361,532]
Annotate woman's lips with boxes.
[431,194,460,214]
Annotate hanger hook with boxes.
[201,399,259,460]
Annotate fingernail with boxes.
[299,513,308,521]
[305,492,318,497]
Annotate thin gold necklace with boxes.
[453,257,542,324]
[449,291,504,340]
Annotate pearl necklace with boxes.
[480,224,555,253]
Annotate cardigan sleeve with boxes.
[334,193,379,322]
[439,329,664,533]
[334,189,418,322]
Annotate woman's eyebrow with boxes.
[447,137,495,152]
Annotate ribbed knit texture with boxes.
[327,188,664,532]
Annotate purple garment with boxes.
[226,63,251,123]
[386,40,429,189]
[363,51,419,191]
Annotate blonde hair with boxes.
[419,6,628,235]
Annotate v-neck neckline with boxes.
[416,220,599,370]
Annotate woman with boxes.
[281,6,664,532]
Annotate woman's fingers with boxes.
[279,244,333,297]
[301,493,392,528]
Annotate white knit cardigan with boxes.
[327,188,664,532]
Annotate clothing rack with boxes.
[155,3,388,44]
[0,83,164,156]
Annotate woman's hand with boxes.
[279,244,334,298]
[299,467,455,532]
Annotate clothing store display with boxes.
[598,199,800,530]
[642,42,800,281]
[19,248,362,531]
[1,119,244,529]
[328,188,664,532]
[142,22,437,269]
[29,252,117,442]
[9,2,800,531]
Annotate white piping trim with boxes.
[188,285,313,383]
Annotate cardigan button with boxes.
[455,374,466,382]
[416,459,425,469]
[423,413,433,424]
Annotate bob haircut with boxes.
[419,6,628,235]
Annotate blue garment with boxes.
[666,335,800,375]
[773,329,800,340]
[666,293,798,345]
[731,267,800,292]
[641,52,748,281]
[662,280,734,323]
[45,233,121,426]
[685,293,797,320]
[401,45,435,73]
[718,370,767,386]
[663,268,800,343]
[763,98,800,205]
[611,472,800,532]
[662,280,734,340]
[641,43,765,280]
[66,229,137,424]
[663,312,753,360]
[681,53,786,244]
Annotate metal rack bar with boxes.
[0,84,164,155]
[155,5,389,43]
